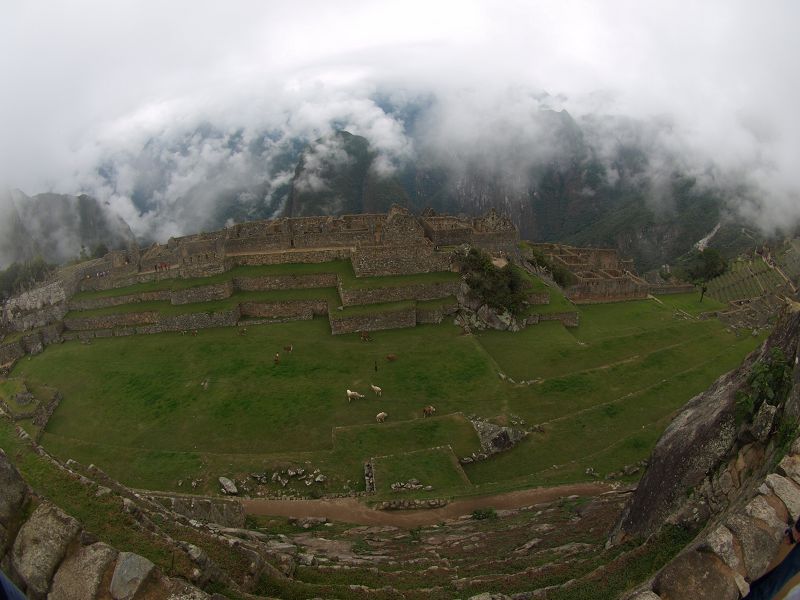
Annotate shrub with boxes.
[459,248,528,316]
[472,507,497,520]
[735,347,792,424]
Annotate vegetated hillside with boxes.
[0,189,136,268]
[283,120,762,271]
[284,130,409,217]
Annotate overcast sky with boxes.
[1,0,798,236]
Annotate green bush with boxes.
[459,248,528,316]
[528,248,576,287]
[735,347,792,424]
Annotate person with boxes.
[745,517,800,599]
[0,569,26,600]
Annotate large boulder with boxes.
[11,502,82,599]
[49,542,117,600]
[0,449,28,553]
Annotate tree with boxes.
[685,249,726,301]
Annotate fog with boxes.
[1,0,798,241]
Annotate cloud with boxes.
[0,0,798,239]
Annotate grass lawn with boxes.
[371,446,472,499]
[6,288,763,499]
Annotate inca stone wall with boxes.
[565,278,650,304]
[351,245,452,277]
[234,273,338,291]
[170,281,234,305]
[329,308,418,335]
[63,311,159,331]
[68,290,171,311]
[416,302,459,324]
[239,300,328,320]
[0,341,25,365]
[227,248,351,267]
[338,280,460,306]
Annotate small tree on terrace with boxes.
[686,248,726,302]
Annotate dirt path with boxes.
[242,482,616,528]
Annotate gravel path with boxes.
[242,482,617,528]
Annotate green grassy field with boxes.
[3,289,763,499]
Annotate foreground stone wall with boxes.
[0,449,213,600]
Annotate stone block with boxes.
[744,495,786,531]
[48,542,117,600]
[653,550,739,600]
[700,525,742,572]
[725,513,783,580]
[766,473,800,521]
[11,502,82,599]
[110,552,155,600]
[778,455,800,486]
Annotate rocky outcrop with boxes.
[615,307,800,599]
[611,308,800,542]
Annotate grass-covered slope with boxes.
[4,290,762,499]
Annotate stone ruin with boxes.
[524,242,694,303]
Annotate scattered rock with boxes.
[218,477,238,495]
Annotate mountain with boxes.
[0,190,136,268]
[285,131,409,217]
[284,117,759,270]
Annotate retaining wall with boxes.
[351,245,452,277]
[416,302,459,325]
[5,303,68,332]
[240,300,328,320]
[329,308,417,335]
[158,308,241,332]
[234,273,338,291]
[63,312,160,331]
[170,281,234,305]
[68,290,171,311]
[338,280,460,306]
[566,279,649,304]
[528,311,580,328]
[228,248,351,267]
[0,340,25,365]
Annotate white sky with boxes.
[1,0,798,233]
